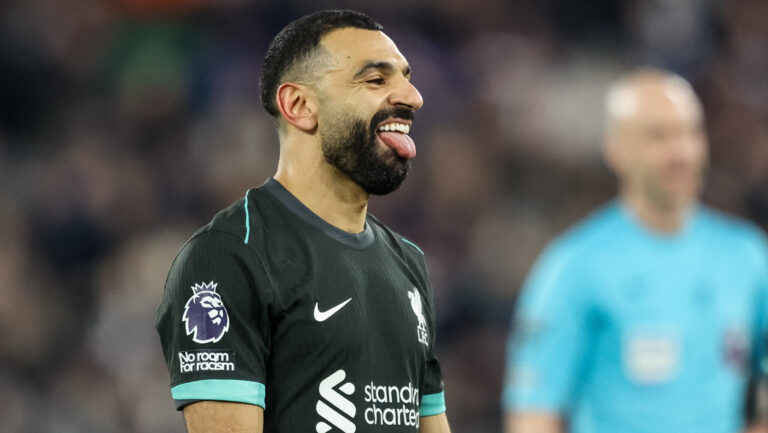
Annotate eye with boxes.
[200,295,218,309]
[366,77,385,85]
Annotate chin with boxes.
[665,193,699,211]
[662,178,702,204]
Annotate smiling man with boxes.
[155,10,450,433]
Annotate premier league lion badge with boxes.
[182,281,230,344]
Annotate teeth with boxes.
[378,123,410,134]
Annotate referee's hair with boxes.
[260,10,383,117]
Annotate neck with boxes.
[274,136,369,234]
[621,191,691,234]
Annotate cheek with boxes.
[692,142,709,165]
[317,109,341,131]
[335,93,375,116]
[620,145,657,177]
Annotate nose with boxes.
[389,76,424,111]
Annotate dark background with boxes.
[2,0,768,431]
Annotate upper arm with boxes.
[419,412,451,433]
[503,243,592,413]
[420,286,447,421]
[156,231,272,410]
[404,239,449,422]
[184,401,263,433]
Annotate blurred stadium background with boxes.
[1,0,767,432]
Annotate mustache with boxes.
[369,107,416,131]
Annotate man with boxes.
[155,10,450,433]
[503,68,768,433]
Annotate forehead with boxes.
[319,27,408,74]
[627,80,702,127]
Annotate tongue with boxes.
[378,131,416,160]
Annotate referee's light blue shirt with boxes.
[503,202,768,433]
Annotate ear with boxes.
[276,83,318,132]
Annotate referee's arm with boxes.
[420,412,451,432]
[183,401,263,433]
[505,411,562,433]
[503,244,586,433]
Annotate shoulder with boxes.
[696,206,764,239]
[519,203,623,309]
[537,202,624,272]
[185,186,296,256]
[368,213,427,261]
[696,206,768,262]
[184,192,253,246]
[167,227,259,292]
[163,223,274,319]
[166,191,272,290]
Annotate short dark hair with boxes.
[259,10,384,117]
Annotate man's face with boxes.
[609,81,708,211]
[314,28,423,195]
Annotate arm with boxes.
[746,234,768,433]
[504,411,563,433]
[420,412,451,433]
[502,243,590,433]
[184,401,263,433]
[408,244,450,433]
[156,233,272,423]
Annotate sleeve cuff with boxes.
[502,388,564,412]
[420,391,446,416]
[171,379,265,409]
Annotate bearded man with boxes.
[155,9,450,433]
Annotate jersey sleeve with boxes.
[412,246,446,418]
[420,288,446,417]
[502,242,593,412]
[155,230,273,410]
[748,231,768,379]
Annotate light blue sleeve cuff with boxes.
[420,391,446,416]
[171,379,266,408]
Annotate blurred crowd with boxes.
[1,0,767,432]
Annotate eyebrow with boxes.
[353,61,411,79]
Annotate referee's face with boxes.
[314,28,424,195]
[611,80,707,212]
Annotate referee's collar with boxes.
[262,178,376,249]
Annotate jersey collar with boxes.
[262,178,376,249]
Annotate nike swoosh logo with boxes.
[314,298,352,322]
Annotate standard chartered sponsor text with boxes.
[364,381,420,428]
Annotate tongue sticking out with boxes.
[377,131,416,160]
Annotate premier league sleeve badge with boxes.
[182,281,230,344]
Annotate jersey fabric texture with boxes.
[156,178,445,432]
[503,201,768,433]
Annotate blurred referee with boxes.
[504,68,768,433]
[156,10,450,433]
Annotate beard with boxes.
[321,107,413,195]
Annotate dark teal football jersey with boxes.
[156,178,445,432]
